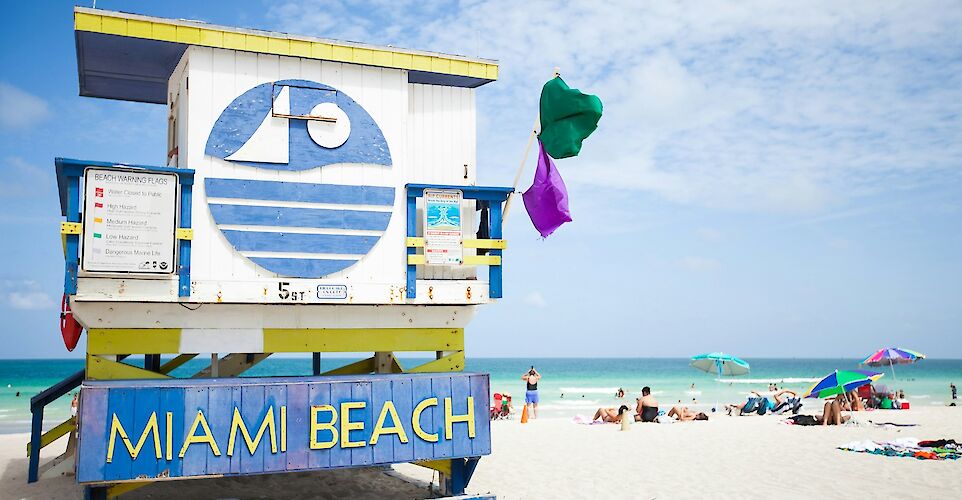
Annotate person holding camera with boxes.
[522,366,541,419]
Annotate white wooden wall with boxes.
[174,46,479,301]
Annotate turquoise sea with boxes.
[1,357,959,433]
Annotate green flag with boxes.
[538,76,603,159]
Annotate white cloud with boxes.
[678,256,720,272]
[523,291,547,307]
[266,0,962,215]
[0,82,50,130]
[1,280,55,310]
[0,157,52,198]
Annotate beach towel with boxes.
[838,438,961,461]
[572,415,607,425]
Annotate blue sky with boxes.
[1,1,960,358]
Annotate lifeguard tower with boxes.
[28,7,510,498]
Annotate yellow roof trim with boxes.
[73,7,498,81]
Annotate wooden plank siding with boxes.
[77,373,490,483]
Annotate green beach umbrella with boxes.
[803,369,883,399]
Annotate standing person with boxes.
[951,383,957,405]
[70,393,79,418]
[522,366,541,419]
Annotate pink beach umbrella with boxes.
[860,347,925,380]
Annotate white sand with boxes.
[2,407,959,499]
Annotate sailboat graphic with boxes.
[205,80,394,278]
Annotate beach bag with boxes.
[789,415,818,426]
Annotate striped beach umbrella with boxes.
[861,347,925,380]
[690,353,750,412]
[690,352,751,377]
[803,369,882,399]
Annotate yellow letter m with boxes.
[227,406,277,456]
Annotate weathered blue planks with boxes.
[77,373,491,484]
[222,231,379,254]
[209,204,391,231]
[247,257,358,279]
[205,178,394,206]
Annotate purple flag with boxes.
[523,140,572,238]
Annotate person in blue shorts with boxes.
[522,366,541,418]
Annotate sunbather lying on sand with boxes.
[667,406,708,421]
[592,405,631,423]
[726,389,797,416]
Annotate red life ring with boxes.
[60,294,83,352]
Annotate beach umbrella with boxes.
[860,347,925,380]
[803,369,883,399]
[690,352,750,411]
[690,352,751,377]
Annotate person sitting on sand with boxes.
[668,406,709,422]
[845,390,865,411]
[593,405,631,423]
[634,386,659,422]
[817,396,850,425]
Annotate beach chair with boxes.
[490,393,504,420]
[772,397,802,415]
[490,393,512,420]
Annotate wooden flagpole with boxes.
[501,67,560,221]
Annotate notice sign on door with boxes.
[423,189,463,265]
[81,168,177,274]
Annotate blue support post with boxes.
[178,182,192,297]
[312,353,321,375]
[64,176,81,295]
[27,408,42,483]
[84,485,107,500]
[446,457,481,496]
[406,191,417,299]
[488,201,503,299]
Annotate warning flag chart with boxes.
[81,168,178,274]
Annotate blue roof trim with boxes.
[408,71,493,88]
[76,32,187,104]
[75,32,494,104]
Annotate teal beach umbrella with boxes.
[690,352,751,377]
[690,352,750,411]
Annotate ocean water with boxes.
[1,357,959,433]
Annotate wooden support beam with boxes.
[264,328,463,353]
[320,357,375,376]
[407,351,465,373]
[191,353,270,378]
[86,355,171,381]
[106,481,152,499]
[158,354,197,374]
[87,328,464,354]
[414,459,452,476]
[374,352,394,374]
[26,417,75,457]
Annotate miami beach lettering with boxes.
[104,397,475,463]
